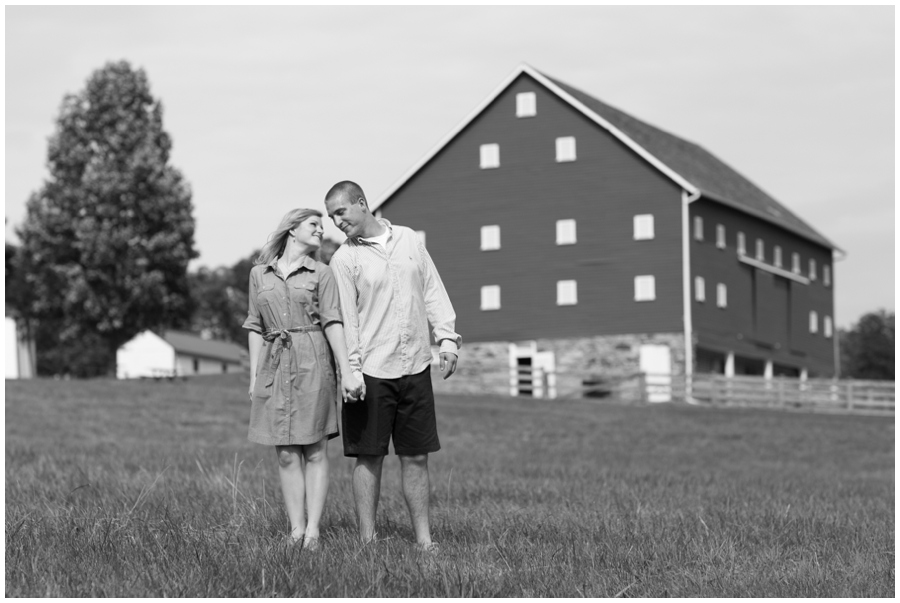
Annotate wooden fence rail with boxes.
[552,372,894,414]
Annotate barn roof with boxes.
[162,330,245,363]
[375,64,839,252]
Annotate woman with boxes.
[243,208,361,550]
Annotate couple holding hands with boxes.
[243,181,460,552]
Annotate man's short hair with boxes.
[326,181,367,205]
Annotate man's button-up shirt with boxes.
[329,219,461,379]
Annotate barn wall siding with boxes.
[381,73,685,343]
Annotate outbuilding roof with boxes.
[375,64,839,252]
[162,330,245,364]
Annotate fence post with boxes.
[638,373,647,404]
[777,378,784,407]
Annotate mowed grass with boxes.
[5,374,894,597]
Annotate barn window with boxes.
[634,215,654,240]
[221,363,227,374]
[634,275,656,301]
[717,283,728,308]
[516,92,536,117]
[716,224,726,249]
[773,245,783,268]
[694,276,706,302]
[557,280,577,305]
[823,265,831,287]
[693,216,704,241]
[792,252,801,274]
[556,219,576,245]
[416,230,426,248]
[737,232,746,255]
[555,136,576,162]
[809,258,817,281]
[193,358,199,373]
[809,310,818,334]
[480,285,501,311]
[824,316,833,338]
[480,225,500,251]
[479,144,500,169]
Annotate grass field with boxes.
[5,374,894,597]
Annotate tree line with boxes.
[4,60,894,381]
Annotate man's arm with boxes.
[416,237,461,378]
[329,250,363,376]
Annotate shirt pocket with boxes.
[291,280,318,313]
[255,283,278,328]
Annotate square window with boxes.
[824,316,833,338]
[480,225,500,251]
[792,252,801,274]
[416,230,426,248]
[480,143,500,169]
[737,232,746,255]
[693,216,704,241]
[809,310,818,334]
[556,219,577,245]
[634,214,655,240]
[717,283,727,308]
[809,258,817,281]
[695,276,706,302]
[634,275,656,301]
[555,136,576,162]
[480,285,500,311]
[823,265,831,287]
[773,246,782,268]
[516,92,536,117]
[557,280,577,305]
[716,224,726,249]
[755,239,765,262]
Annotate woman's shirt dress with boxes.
[243,254,342,446]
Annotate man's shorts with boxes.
[341,367,441,457]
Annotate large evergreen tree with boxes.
[15,61,197,377]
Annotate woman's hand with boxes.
[248,377,255,401]
[342,371,365,403]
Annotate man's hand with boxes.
[439,352,458,380]
[342,371,366,403]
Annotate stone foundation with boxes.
[430,332,686,399]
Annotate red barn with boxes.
[373,64,840,397]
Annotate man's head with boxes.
[325,180,373,239]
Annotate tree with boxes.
[839,310,894,381]
[14,61,197,377]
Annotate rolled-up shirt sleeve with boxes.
[329,250,363,374]
[242,268,264,334]
[317,265,343,328]
[418,237,461,356]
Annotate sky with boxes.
[4,5,894,328]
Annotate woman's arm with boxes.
[248,330,263,399]
[324,322,364,401]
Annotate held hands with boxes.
[248,377,255,400]
[439,352,458,380]
[342,371,366,403]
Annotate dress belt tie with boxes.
[262,325,322,386]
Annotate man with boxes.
[324,180,460,551]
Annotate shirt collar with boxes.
[356,218,393,245]
[263,253,317,275]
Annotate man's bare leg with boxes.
[352,455,384,543]
[399,454,432,546]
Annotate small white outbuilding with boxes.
[5,312,36,379]
[116,330,246,379]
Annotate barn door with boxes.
[639,344,672,402]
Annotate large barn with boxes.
[372,64,840,397]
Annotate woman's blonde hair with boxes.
[255,208,322,265]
